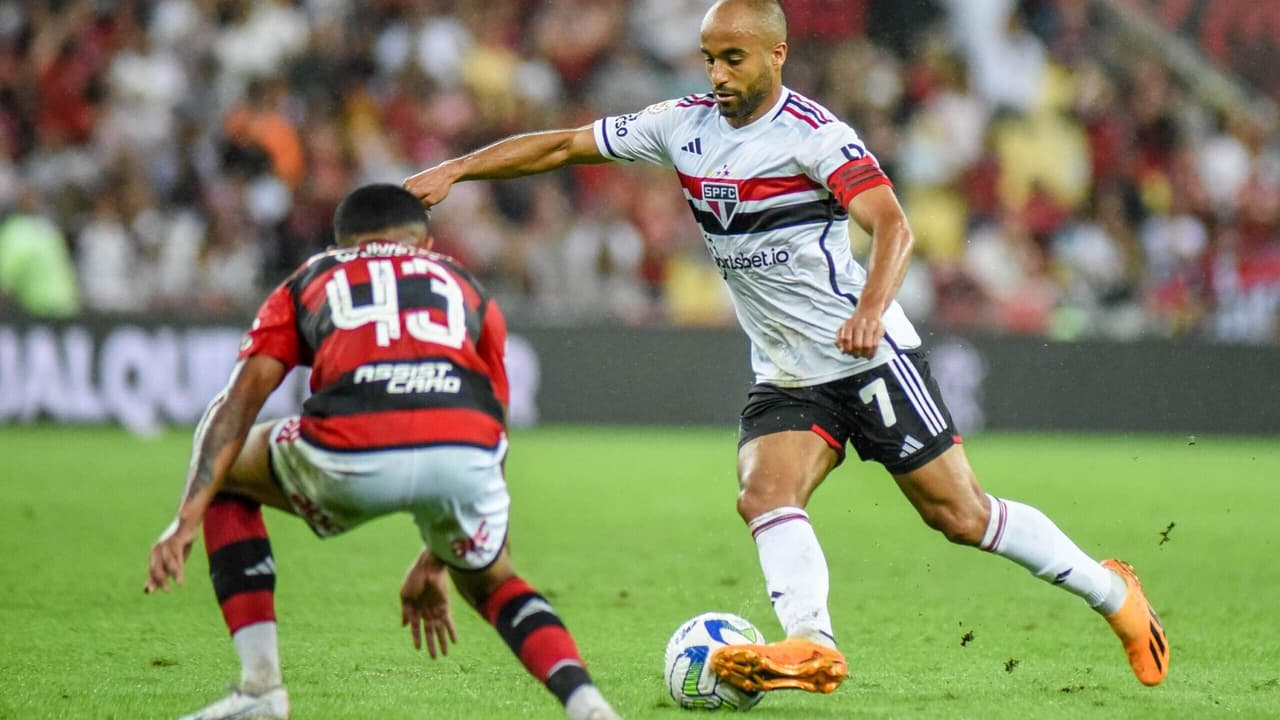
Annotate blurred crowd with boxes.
[0,0,1277,343]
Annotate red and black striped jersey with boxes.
[239,240,508,451]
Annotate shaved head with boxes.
[700,0,789,126]
[702,0,787,46]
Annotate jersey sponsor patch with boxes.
[612,112,640,137]
[712,247,791,273]
[353,361,462,394]
[702,181,740,229]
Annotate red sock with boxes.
[204,494,276,635]
[481,576,593,704]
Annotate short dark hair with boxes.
[333,184,429,243]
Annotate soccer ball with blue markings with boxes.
[664,612,765,711]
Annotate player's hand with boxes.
[400,551,457,659]
[835,308,885,358]
[403,163,458,208]
[144,518,198,594]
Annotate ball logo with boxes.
[701,181,739,229]
[704,618,758,644]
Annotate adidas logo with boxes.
[898,434,923,458]
[681,137,703,155]
[244,556,276,577]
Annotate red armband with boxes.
[827,157,892,208]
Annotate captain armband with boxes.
[827,157,893,208]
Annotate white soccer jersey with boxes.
[592,87,922,387]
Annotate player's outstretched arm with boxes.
[836,185,915,358]
[144,355,287,594]
[403,125,606,207]
[400,548,458,658]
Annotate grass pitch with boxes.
[0,425,1277,719]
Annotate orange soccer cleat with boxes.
[709,637,848,694]
[1102,559,1170,686]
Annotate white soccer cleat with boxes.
[564,685,622,720]
[178,685,290,720]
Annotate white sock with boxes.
[233,621,282,691]
[981,494,1127,615]
[749,507,836,647]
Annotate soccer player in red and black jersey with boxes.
[144,184,621,720]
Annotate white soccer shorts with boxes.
[267,417,511,570]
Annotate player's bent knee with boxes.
[449,569,500,611]
[736,485,795,523]
[449,548,516,610]
[920,505,987,546]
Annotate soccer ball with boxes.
[663,612,765,711]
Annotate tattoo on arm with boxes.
[185,393,234,503]
[173,356,285,521]
[180,387,252,508]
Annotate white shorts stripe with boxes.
[888,358,944,436]
[895,357,947,434]
[898,357,948,432]
[887,359,939,435]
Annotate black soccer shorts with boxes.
[738,351,959,475]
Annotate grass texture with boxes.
[0,425,1277,719]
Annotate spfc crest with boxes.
[702,181,740,229]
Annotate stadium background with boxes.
[0,0,1276,433]
[2,3,1279,719]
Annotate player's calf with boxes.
[477,575,621,719]
[205,495,282,691]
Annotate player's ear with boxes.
[772,41,787,70]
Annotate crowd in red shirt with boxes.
[1,0,1275,342]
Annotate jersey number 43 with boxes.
[325,258,466,349]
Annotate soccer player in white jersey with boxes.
[405,0,1169,695]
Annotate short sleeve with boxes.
[238,283,303,370]
[476,298,509,407]
[592,98,684,168]
[797,121,892,207]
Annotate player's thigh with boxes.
[737,382,848,504]
[412,441,512,573]
[223,420,293,514]
[892,444,989,542]
[737,431,840,510]
[892,443,985,511]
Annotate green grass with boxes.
[0,426,1278,719]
